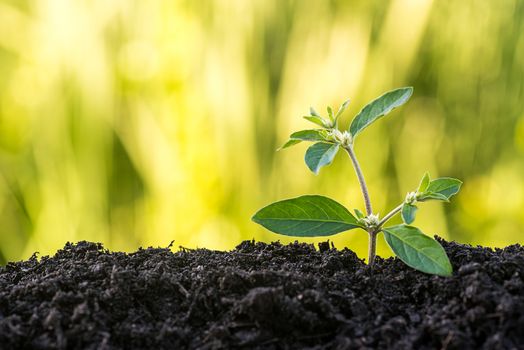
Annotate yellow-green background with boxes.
[1,0,523,264]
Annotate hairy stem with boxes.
[377,203,403,228]
[368,231,377,266]
[343,145,376,266]
[344,146,373,215]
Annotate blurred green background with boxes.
[1,0,523,264]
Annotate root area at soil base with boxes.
[1,239,523,349]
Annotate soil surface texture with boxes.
[1,238,523,349]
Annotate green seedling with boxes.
[252,87,462,276]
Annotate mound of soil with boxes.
[1,238,523,350]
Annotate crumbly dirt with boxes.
[1,238,523,349]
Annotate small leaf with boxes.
[349,87,413,138]
[382,224,452,276]
[418,172,430,193]
[304,115,329,128]
[305,142,340,175]
[289,129,328,142]
[279,130,330,150]
[336,99,350,119]
[417,192,449,202]
[252,195,363,237]
[278,139,302,150]
[425,177,462,199]
[401,204,417,224]
[327,106,334,121]
[310,107,320,117]
[354,208,365,219]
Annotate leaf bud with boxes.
[329,129,353,147]
[360,213,380,230]
[405,191,418,205]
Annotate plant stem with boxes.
[343,145,376,266]
[368,231,377,266]
[366,204,403,266]
[343,146,373,215]
[377,203,403,227]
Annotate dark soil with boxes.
[1,238,523,350]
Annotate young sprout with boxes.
[252,87,462,276]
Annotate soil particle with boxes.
[1,238,523,349]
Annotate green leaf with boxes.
[349,87,413,138]
[401,204,417,224]
[418,172,430,193]
[252,195,363,237]
[336,99,350,119]
[278,139,302,150]
[310,107,320,117]
[354,208,365,219]
[304,115,329,128]
[424,177,462,199]
[278,130,330,150]
[327,106,334,121]
[305,142,339,175]
[382,224,452,276]
[417,192,449,202]
[289,129,328,142]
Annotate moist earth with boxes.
[0,238,523,349]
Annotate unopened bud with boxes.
[405,191,418,205]
[329,129,353,147]
[360,213,380,229]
